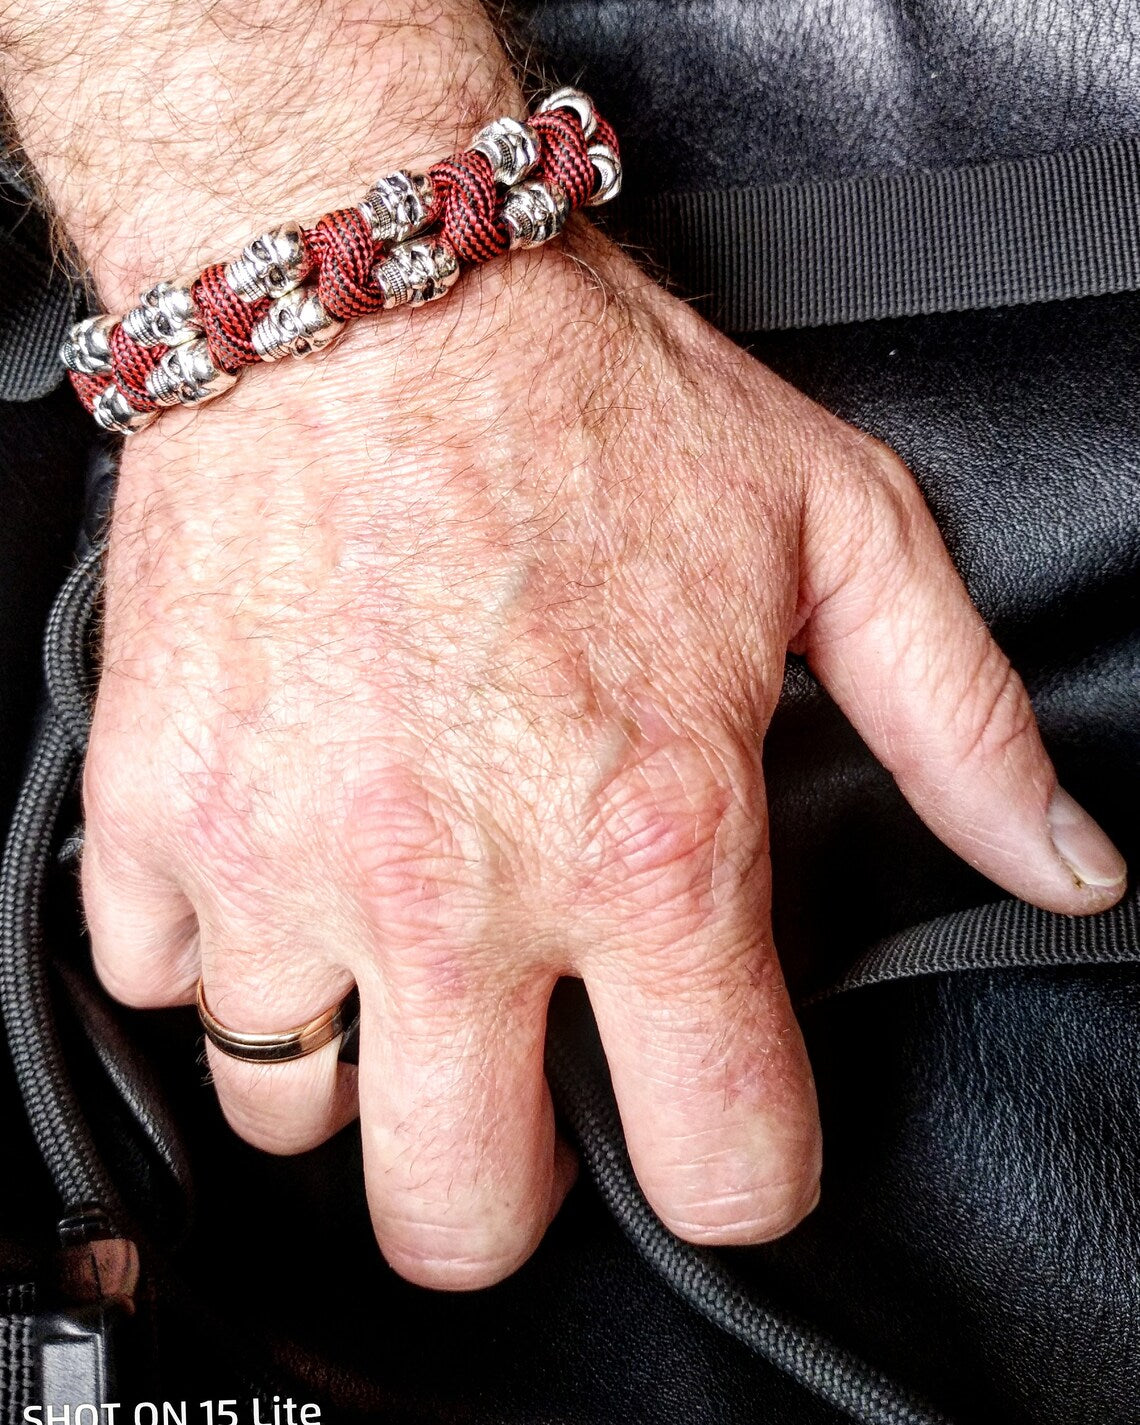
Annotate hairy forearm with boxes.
[0,0,628,593]
[0,0,519,311]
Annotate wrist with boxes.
[116,213,629,454]
[2,0,520,311]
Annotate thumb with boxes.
[796,436,1126,915]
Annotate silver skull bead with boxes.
[373,237,460,309]
[535,87,597,140]
[91,384,158,436]
[360,170,436,245]
[501,181,570,249]
[121,278,202,347]
[145,339,238,407]
[60,315,117,376]
[224,221,309,303]
[251,288,345,361]
[470,117,540,186]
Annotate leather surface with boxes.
[53,962,195,1243]
[778,966,1140,1425]
[519,0,1140,197]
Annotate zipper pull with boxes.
[57,1205,139,1312]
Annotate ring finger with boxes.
[197,915,359,1156]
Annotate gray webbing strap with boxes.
[640,136,1140,330]
[810,882,1139,1004]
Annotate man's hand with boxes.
[4,0,1126,1292]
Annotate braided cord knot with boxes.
[65,88,620,429]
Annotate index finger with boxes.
[799,441,1126,913]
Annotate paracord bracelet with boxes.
[60,87,620,435]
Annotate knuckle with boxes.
[948,651,1036,773]
[82,734,147,855]
[171,758,272,904]
[855,456,926,580]
[342,764,483,945]
[79,815,147,905]
[85,707,257,918]
[863,435,917,494]
[579,726,764,936]
[810,435,927,603]
[219,1105,320,1157]
[80,830,198,1010]
[367,1101,554,1290]
[89,950,191,1010]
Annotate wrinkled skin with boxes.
[81,226,1126,1290]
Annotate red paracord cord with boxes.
[71,108,619,416]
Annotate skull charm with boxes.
[91,384,157,435]
[121,278,203,347]
[250,288,345,361]
[224,221,311,302]
[470,117,540,186]
[372,237,460,309]
[60,314,117,376]
[145,339,238,406]
[501,181,570,249]
[360,170,437,245]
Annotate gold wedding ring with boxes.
[196,980,360,1064]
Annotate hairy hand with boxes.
[77,226,1127,1288]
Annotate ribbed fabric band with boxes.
[810,881,1140,1004]
[0,1314,35,1423]
[642,135,1140,330]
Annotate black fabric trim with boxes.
[640,136,1140,330]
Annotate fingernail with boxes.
[1047,787,1127,890]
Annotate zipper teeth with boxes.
[0,546,119,1217]
[547,1035,952,1425]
